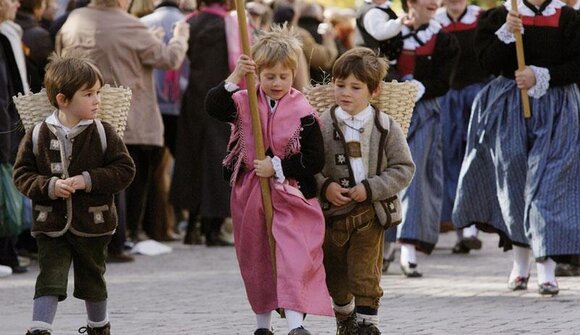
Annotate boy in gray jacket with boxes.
[316,47,415,335]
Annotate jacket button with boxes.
[68,156,72,160]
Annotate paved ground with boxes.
[1,232,579,335]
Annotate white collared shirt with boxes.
[46,111,94,134]
[335,105,373,184]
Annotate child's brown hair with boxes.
[332,47,388,92]
[251,25,302,74]
[44,54,104,109]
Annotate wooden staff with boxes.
[234,0,277,276]
[510,0,532,118]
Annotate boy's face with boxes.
[334,74,376,116]
[259,62,294,101]
[59,82,101,124]
[0,0,20,21]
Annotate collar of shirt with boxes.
[46,111,94,134]
[267,96,278,112]
[504,0,564,16]
[365,0,393,8]
[335,105,373,124]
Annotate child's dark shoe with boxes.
[401,263,422,278]
[358,322,381,335]
[78,322,111,335]
[538,281,559,296]
[254,329,274,335]
[507,275,529,291]
[335,310,358,335]
[288,326,312,335]
[26,330,51,335]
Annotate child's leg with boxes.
[285,309,304,331]
[31,235,73,332]
[508,245,532,290]
[400,243,422,277]
[30,296,58,332]
[255,311,272,330]
[85,300,108,328]
[348,220,384,331]
[537,257,559,295]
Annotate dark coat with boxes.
[13,121,136,237]
[169,10,231,217]
[0,32,24,164]
[15,12,53,93]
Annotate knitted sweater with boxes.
[315,106,415,229]
[13,120,135,237]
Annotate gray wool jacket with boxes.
[315,105,415,229]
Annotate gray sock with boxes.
[32,296,58,325]
[85,300,108,324]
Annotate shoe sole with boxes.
[461,238,482,250]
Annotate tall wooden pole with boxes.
[234,0,277,277]
[510,0,532,118]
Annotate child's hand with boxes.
[254,157,275,178]
[506,10,523,33]
[325,182,351,207]
[54,179,75,198]
[401,14,415,27]
[226,55,256,85]
[348,184,368,203]
[515,66,536,90]
[66,175,87,191]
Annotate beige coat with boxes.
[56,6,188,146]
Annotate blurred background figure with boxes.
[170,0,235,247]
[15,0,54,92]
[0,0,29,276]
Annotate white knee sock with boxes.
[285,309,304,330]
[462,225,478,238]
[509,246,531,281]
[400,244,417,265]
[536,258,557,285]
[256,311,272,330]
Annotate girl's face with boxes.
[408,0,438,25]
[444,0,467,15]
[259,62,294,101]
[333,74,378,116]
[0,0,20,21]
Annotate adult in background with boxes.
[140,0,187,240]
[170,0,234,246]
[16,0,54,93]
[0,0,28,276]
[433,0,491,254]
[56,0,189,257]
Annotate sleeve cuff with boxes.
[82,171,92,193]
[224,81,240,92]
[320,178,334,202]
[527,66,550,99]
[272,156,286,183]
[48,177,59,200]
[495,23,521,44]
[361,179,373,204]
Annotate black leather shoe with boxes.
[254,328,274,335]
[358,322,381,335]
[106,251,135,263]
[401,263,422,278]
[336,310,358,335]
[507,275,530,291]
[26,330,51,335]
[461,236,482,250]
[288,326,311,335]
[452,242,470,254]
[538,282,559,296]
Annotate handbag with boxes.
[0,163,24,237]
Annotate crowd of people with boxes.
[1,0,579,334]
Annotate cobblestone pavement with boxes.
[2,232,579,335]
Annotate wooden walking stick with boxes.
[234,0,277,277]
[510,0,532,118]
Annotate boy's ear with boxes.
[56,93,68,108]
[371,85,381,98]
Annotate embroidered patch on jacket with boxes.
[89,205,109,224]
[334,130,341,140]
[335,154,347,165]
[339,178,351,188]
[50,139,60,150]
[34,205,52,222]
[346,141,362,158]
[50,163,63,174]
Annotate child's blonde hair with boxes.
[44,53,104,109]
[251,25,302,73]
[332,47,388,93]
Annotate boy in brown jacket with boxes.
[13,55,135,335]
[316,47,415,335]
